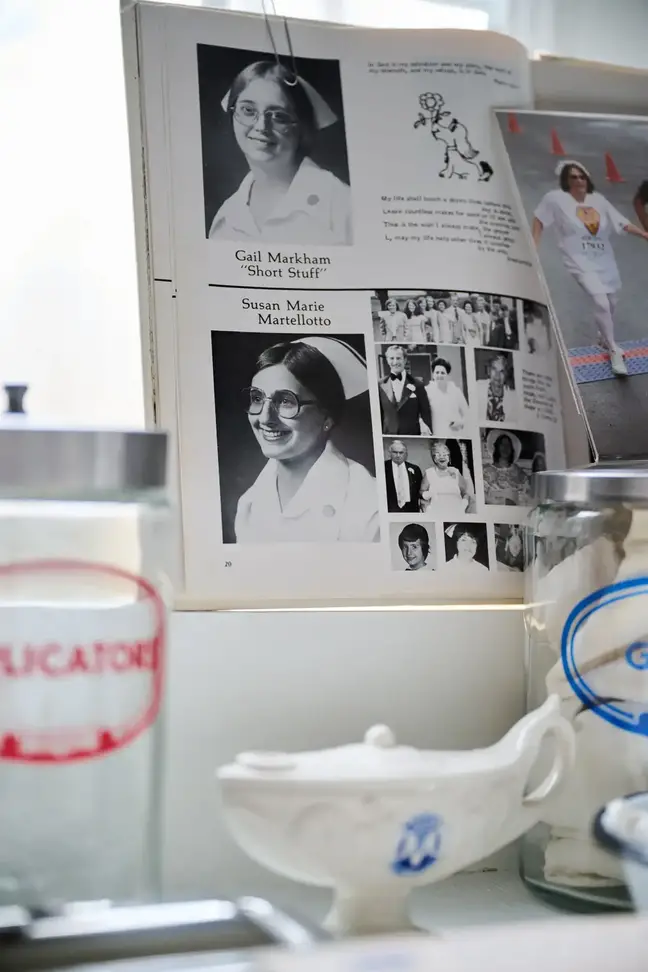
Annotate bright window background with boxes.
[1,0,647,425]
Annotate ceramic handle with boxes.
[522,713,575,807]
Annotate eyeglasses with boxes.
[232,102,298,132]
[243,387,317,420]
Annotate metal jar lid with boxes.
[0,425,168,500]
[534,464,648,506]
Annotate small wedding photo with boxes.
[442,522,490,573]
[521,299,552,356]
[494,523,525,572]
[197,43,352,245]
[211,331,378,544]
[480,428,546,507]
[371,290,519,349]
[474,347,519,424]
[382,437,476,515]
[389,521,437,572]
[376,343,469,437]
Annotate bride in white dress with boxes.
[425,356,469,435]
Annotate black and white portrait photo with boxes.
[376,343,469,437]
[197,44,352,245]
[371,291,443,344]
[371,290,518,349]
[382,439,423,514]
[477,293,519,351]
[212,332,378,544]
[475,347,519,424]
[480,428,546,507]
[494,523,525,572]
[383,437,476,515]
[443,522,490,573]
[522,300,552,355]
[390,521,437,572]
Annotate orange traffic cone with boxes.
[508,112,521,134]
[550,129,565,155]
[605,152,625,183]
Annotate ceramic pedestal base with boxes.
[324,887,426,937]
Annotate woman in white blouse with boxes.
[235,337,379,542]
[533,159,648,376]
[444,524,489,573]
[379,297,408,341]
[209,61,351,246]
[404,298,428,344]
[461,299,482,345]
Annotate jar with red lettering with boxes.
[0,408,170,911]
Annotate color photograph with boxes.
[497,110,648,459]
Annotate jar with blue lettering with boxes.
[522,465,648,911]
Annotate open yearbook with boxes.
[124,2,568,608]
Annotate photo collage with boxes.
[372,289,550,574]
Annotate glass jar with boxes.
[522,464,648,912]
[0,422,170,911]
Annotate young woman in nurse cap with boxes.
[235,337,379,543]
[209,61,352,245]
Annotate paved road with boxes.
[500,113,648,460]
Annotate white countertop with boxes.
[228,869,572,934]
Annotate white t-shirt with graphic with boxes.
[534,189,629,294]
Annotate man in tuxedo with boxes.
[379,346,432,436]
[384,440,423,513]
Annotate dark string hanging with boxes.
[261,0,298,85]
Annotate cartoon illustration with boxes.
[414,93,493,182]
[391,812,442,874]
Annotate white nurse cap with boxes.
[294,337,368,399]
[221,69,337,130]
[555,159,592,179]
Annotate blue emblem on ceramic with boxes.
[391,813,442,875]
[561,576,648,736]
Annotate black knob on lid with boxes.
[3,384,28,415]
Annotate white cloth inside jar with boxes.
[538,510,648,887]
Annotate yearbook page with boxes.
[129,3,566,607]
[495,109,648,461]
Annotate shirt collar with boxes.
[216,157,332,235]
[254,440,351,520]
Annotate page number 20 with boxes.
[224,560,232,568]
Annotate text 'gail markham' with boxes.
[235,249,331,279]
